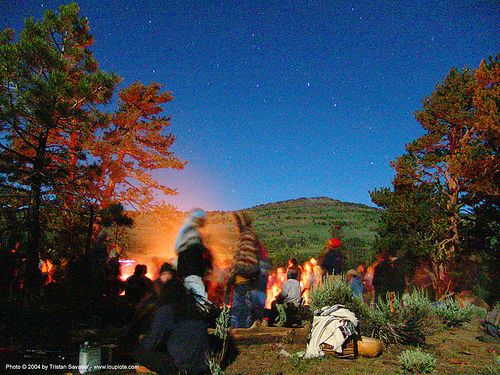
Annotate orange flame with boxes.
[265,258,323,307]
[40,259,55,285]
[118,259,137,282]
[265,267,286,308]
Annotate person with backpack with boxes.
[225,211,262,328]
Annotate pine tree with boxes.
[88,81,186,212]
[0,3,119,292]
[373,56,499,298]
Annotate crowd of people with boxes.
[3,205,498,374]
[113,208,410,374]
[0,208,408,374]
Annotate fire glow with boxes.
[118,258,159,282]
[264,258,321,308]
[40,259,55,284]
[40,252,321,308]
[117,255,321,308]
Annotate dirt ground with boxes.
[222,317,500,375]
[2,312,498,374]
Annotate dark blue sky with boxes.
[3,1,499,211]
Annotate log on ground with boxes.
[209,326,310,346]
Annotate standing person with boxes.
[175,209,212,300]
[354,262,369,303]
[346,269,363,297]
[125,263,178,350]
[225,211,261,328]
[364,261,378,306]
[134,277,210,375]
[320,237,344,276]
[390,256,406,297]
[372,251,393,304]
[101,257,125,328]
[250,254,269,326]
[88,230,110,297]
[91,231,110,268]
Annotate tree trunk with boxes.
[432,262,452,300]
[84,204,95,255]
[24,135,48,296]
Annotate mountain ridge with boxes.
[235,196,380,212]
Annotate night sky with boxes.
[2,1,499,211]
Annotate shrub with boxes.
[398,348,437,374]
[364,291,439,346]
[207,305,231,375]
[309,275,366,313]
[309,280,438,346]
[433,298,484,327]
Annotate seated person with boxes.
[125,263,177,345]
[134,277,210,375]
[125,264,154,306]
[269,268,302,327]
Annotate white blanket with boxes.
[304,306,358,358]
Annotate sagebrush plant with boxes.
[207,304,231,375]
[433,298,485,327]
[361,290,439,346]
[398,348,437,374]
[309,274,377,337]
[309,275,359,311]
[309,277,439,346]
[309,274,368,319]
[374,291,438,346]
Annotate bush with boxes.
[309,279,438,346]
[309,275,366,313]
[398,348,437,374]
[364,291,439,346]
[433,299,484,327]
